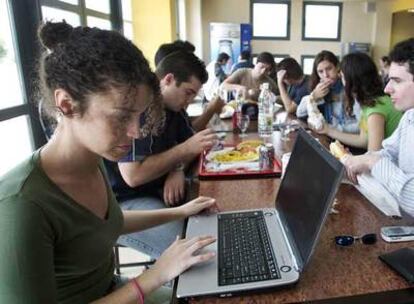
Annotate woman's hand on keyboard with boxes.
[178,196,219,217]
[147,235,216,285]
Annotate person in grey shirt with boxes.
[343,38,414,218]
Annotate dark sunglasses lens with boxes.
[361,233,377,245]
[335,235,354,246]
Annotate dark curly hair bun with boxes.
[38,21,73,51]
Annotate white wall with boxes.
[185,0,414,67]
[200,0,377,63]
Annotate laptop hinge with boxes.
[275,210,304,273]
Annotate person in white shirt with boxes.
[203,52,230,102]
[343,38,414,218]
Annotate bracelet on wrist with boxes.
[131,279,144,304]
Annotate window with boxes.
[87,16,111,30]
[251,0,290,40]
[0,0,24,110]
[41,0,114,30]
[41,6,81,26]
[85,0,110,14]
[301,55,315,75]
[0,116,33,176]
[302,1,342,41]
[0,0,35,176]
[0,0,126,177]
[121,0,133,40]
[59,0,78,5]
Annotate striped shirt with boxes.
[371,109,414,217]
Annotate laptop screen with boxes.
[276,129,343,270]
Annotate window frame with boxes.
[40,0,122,31]
[301,54,340,75]
[1,0,46,148]
[300,55,316,75]
[250,0,291,41]
[302,1,343,42]
[0,0,124,154]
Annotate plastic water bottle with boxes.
[258,83,273,137]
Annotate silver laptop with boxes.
[177,128,344,298]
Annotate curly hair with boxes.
[341,52,385,114]
[37,21,164,137]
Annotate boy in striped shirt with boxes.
[344,38,414,218]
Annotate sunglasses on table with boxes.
[334,233,377,247]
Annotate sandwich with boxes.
[329,140,350,160]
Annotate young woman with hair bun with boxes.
[0,21,217,304]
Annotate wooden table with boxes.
[177,114,414,304]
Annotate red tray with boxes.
[198,148,282,180]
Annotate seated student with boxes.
[0,22,217,304]
[230,50,254,74]
[203,52,230,102]
[221,51,278,101]
[276,57,310,114]
[155,40,225,131]
[314,52,402,151]
[297,50,361,134]
[106,51,218,259]
[343,38,414,218]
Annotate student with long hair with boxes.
[315,52,402,151]
[297,50,360,133]
[0,22,216,304]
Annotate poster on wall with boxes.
[209,22,241,74]
[240,23,252,53]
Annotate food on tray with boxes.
[236,140,263,150]
[236,140,263,154]
[329,140,349,160]
[211,149,259,163]
[207,140,263,164]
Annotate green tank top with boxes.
[360,95,403,138]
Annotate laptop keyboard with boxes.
[218,211,281,286]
